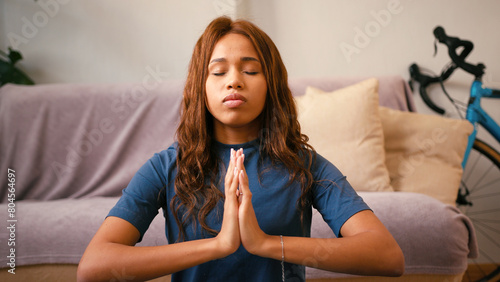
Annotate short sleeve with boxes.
[311,153,371,237]
[107,150,172,242]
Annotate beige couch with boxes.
[0,76,476,281]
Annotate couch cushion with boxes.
[379,106,473,205]
[0,197,167,267]
[295,78,393,192]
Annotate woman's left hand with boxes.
[234,153,271,255]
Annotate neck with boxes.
[213,119,261,145]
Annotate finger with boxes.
[233,150,242,176]
[238,167,250,196]
[236,152,246,180]
[237,155,251,203]
[237,170,244,204]
[227,148,235,173]
[235,148,242,165]
[238,151,245,172]
[236,166,245,199]
[234,150,244,194]
[225,148,238,196]
[229,150,240,174]
[228,162,240,195]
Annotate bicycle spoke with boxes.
[470,166,496,194]
[470,190,500,201]
[467,218,500,224]
[463,154,481,183]
[472,221,500,247]
[478,247,498,265]
[466,208,500,216]
[464,161,498,196]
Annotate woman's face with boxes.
[205,33,267,143]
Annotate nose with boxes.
[226,71,244,90]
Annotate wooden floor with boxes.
[462,264,500,282]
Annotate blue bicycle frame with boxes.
[462,80,500,168]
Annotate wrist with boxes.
[252,234,282,260]
[211,237,236,259]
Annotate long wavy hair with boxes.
[172,16,315,241]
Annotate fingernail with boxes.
[234,167,238,175]
[230,148,234,159]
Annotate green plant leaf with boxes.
[7,47,23,65]
[0,55,35,86]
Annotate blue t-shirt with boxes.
[108,139,370,281]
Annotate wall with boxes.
[2,1,499,84]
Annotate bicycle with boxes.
[409,26,500,282]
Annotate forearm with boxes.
[78,237,223,282]
[78,150,244,282]
[257,232,404,277]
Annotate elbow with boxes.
[77,258,106,282]
[77,263,91,282]
[384,246,405,277]
[387,258,405,277]
[77,261,97,282]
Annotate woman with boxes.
[78,16,404,282]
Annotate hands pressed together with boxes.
[216,148,272,258]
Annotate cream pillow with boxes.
[379,106,473,205]
[295,78,393,192]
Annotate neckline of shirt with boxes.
[214,138,260,150]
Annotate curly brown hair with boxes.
[172,16,315,241]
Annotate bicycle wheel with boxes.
[458,139,500,282]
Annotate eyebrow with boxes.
[209,57,260,64]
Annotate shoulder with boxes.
[147,143,178,169]
[155,142,178,160]
[306,150,345,182]
[133,143,178,186]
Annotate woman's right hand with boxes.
[215,148,242,257]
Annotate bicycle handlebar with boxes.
[433,26,485,78]
[409,26,488,115]
[409,63,446,114]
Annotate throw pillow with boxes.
[379,106,474,205]
[295,78,393,192]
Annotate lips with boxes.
[223,93,247,108]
